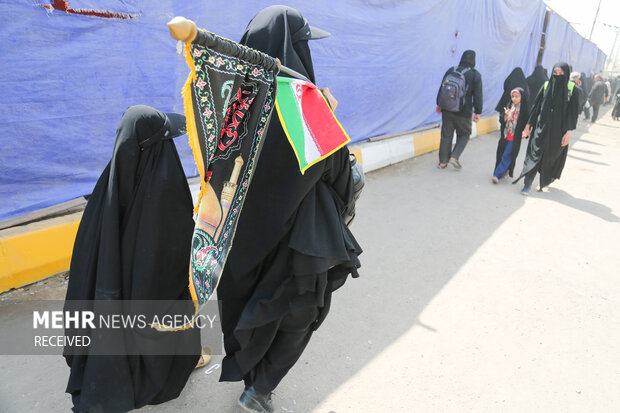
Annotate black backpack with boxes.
[437,66,470,112]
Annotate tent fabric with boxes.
[542,11,607,75]
[0,0,606,221]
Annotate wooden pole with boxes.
[167,16,197,42]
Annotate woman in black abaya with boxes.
[514,62,579,195]
[63,106,201,412]
[216,6,362,413]
[526,65,548,111]
[495,67,529,114]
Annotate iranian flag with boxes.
[275,77,351,174]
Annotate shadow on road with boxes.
[543,187,619,222]
[1,109,617,413]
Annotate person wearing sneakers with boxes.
[513,62,579,195]
[493,87,529,183]
[436,49,483,170]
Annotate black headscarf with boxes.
[459,50,476,68]
[64,105,200,412]
[495,67,529,112]
[515,62,579,188]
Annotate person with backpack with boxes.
[436,50,483,169]
[513,62,580,196]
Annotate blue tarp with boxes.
[542,10,607,75]
[0,0,605,221]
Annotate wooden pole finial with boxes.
[167,16,198,43]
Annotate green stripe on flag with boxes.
[276,78,307,170]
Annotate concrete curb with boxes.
[0,116,498,293]
[350,115,498,173]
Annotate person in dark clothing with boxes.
[580,72,592,120]
[526,65,548,111]
[436,50,483,170]
[63,106,202,413]
[612,87,620,121]
[216,6,362,413]
[589,75,608,123]
[495,67,530,113]
[514,63,580,195]
[493,87,529,183]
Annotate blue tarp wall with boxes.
[0,0,606,221]
[542,10,607,75]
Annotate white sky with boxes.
[544,0,619,61]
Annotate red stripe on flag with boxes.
[300,86,348,156]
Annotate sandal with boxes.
[195,347,211,369]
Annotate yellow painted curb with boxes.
[414,129,442,156]
[0,212,82,293]
[476,116,499,135]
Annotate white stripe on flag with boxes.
[291,81,321,163]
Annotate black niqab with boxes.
[63,106,200,412]
[495,67,529,113]
[240,5,317,84]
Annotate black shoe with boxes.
[238,385,274,413]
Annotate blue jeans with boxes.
[494,140,513,178]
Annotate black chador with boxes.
[514,63,579,190]
[495,67,530,113]
[63,106,200,413]
[216,5,362,404]
[526,65,549,111]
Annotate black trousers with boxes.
[244,305,319,394]
[591,103,601,123]
[439,111,472,164]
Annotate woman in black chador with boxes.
[63,106,201,412]
[526,65,548,111]
[514,62,579,195]
[216,6,362,413]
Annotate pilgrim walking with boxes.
[63,106,203,413]
[493,87,529,183]
[436,50,483,170]
[215,6,362,413]
[514,63,580,195]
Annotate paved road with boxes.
[1,106,619,413]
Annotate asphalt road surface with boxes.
[1,106,618,413]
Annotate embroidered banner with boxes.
[182,29,278,305]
